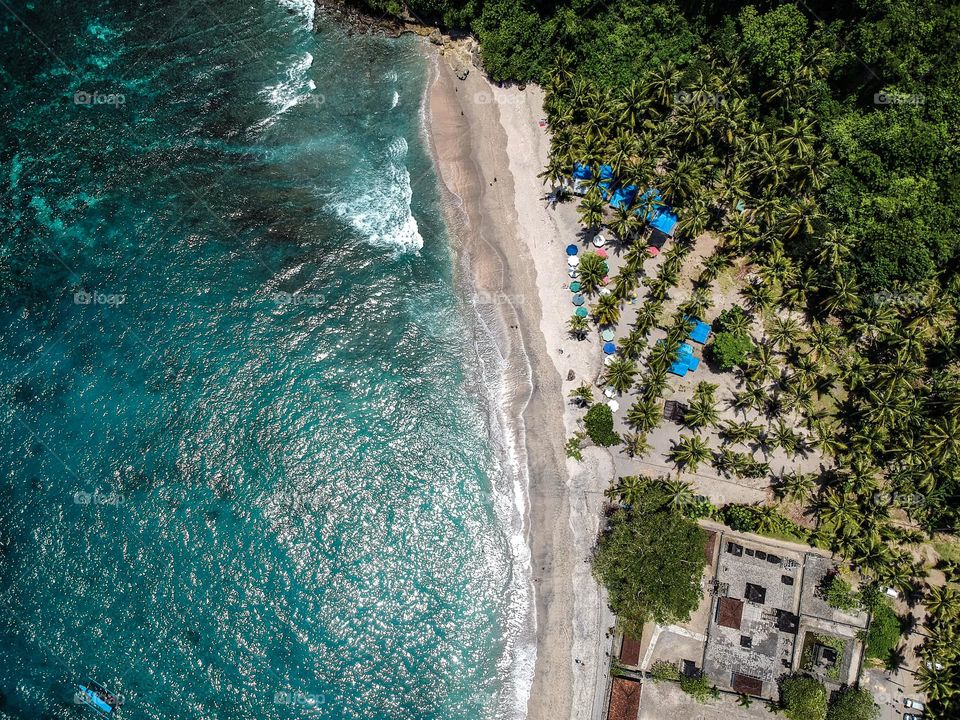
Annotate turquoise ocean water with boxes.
[0,2,530,718]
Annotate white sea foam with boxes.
[278,0,315,30]
[466,291,537,720]
[391,90,400,109]
[254,51,314,130]
[384,69,398,82]
[333,137,424,254]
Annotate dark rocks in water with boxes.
[184,628,201,646]
[567,369,575,381]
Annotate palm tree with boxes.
[626,398,661,433]
[925,416,960,462]
[592,294,621,327]
[775,470,816,503]
[619,330,647,360]
[633,301,662,335]
[568,314,589,340]
[925,586,960,621]
[569,383,594,407]
[765,315,803,349]
[669,435,712,473]
[684,398,719,432]
[915,663,952,703]
[607,204,639,243]
[678,287,713,319]
[741,278,776,316]
[822,272,859,316]
[770,419,803,456]
[720,419,763,445]
[605,475,644,506]
[577,252,607,295]
[621,432,652,459]
[604,357,638,394]
[661,477,695,513]
[720,307,753,336]
[578,187,605,231]
[612,272,637,303]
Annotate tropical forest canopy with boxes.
[348,0,959,290]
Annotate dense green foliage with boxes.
[649,660,681,682]
[709,331,754,370]
[865,600,902,661]
[584,403,619,446]
[818,573,861,612]
[722,503,807,541]
[679,673,719,703]
[592,484,707,637]
[825,687,880,720]
[779,675,827,720]
[351,0,960,290]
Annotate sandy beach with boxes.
[424,45,615,720]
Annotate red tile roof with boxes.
[717,597,744,630]
[608,677,642,720]
[619,636,642,666]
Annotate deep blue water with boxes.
[0,2,527,718]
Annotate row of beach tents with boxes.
[570,162,679,237]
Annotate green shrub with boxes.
[826,686,880,720]
[593,495,707,637]
[585,403,620,446]
[865,601,902,661]
[819,573,861,612]
[680,674,719,703]
[722,504,808,540]
[779,675,827,720]
[714,306,751,334]
[650,660,681,682]
[708,331,754,370]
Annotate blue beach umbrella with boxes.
[601,328,615,342]
[572,294,585,306]
[575,307,588,318]
[570,281,581,293]
[566,244,579,256]
[603,342,616,354]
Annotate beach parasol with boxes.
[572,294,585,306]
[565,244,578,256]
[596,248,608,259]
[603,342,616,354]
[607,400,620,412]
[593,235,606,248]
[601,329,615,342]
[603,386,617,399]
[569,281,581,293]
[601,275,610,285]
[575,307,588,318]
[647,246,660,256]
[567,255,580,267]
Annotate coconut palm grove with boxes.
[344,0,960,714]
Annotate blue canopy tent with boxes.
[572,162,592,180]
[635,188,679,237]
[572,162,592,196]
[667,342,700,377]
[649,206,679,236]
[609,184,638,210]
[597,164,614,200]
[686,318,712,344]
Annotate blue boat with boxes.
[76,680,121,716]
